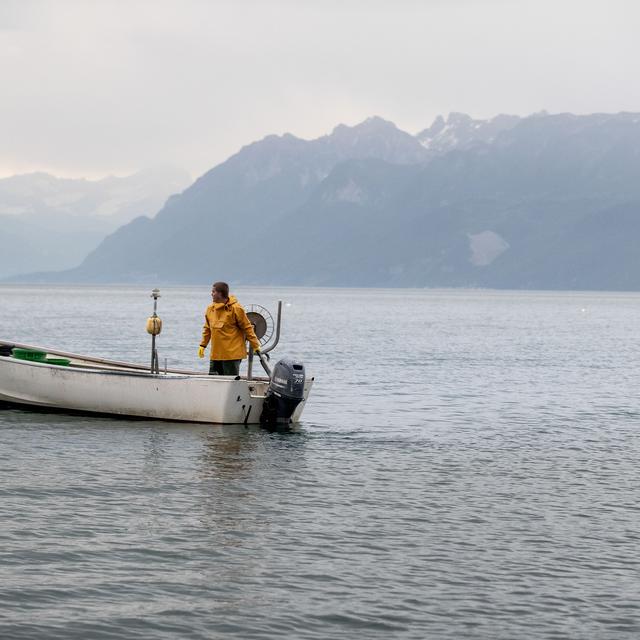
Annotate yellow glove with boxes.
[198,346,205,358]
[254,346,261,354]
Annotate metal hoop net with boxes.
[246,304,275,346]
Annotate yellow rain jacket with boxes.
[200,295,261,361]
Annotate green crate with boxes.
[12,348,47,362]
[45,358,71,366]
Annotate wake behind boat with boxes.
[0,291,312,425]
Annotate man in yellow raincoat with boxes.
[198,282,261,376]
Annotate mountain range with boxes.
[0,167,191,279]
[8,111,640,290]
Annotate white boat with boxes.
[0,296,313,425]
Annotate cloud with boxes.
[1,0,639,178]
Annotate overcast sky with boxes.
[1,0,639,179]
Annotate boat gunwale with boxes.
[0,340,270,383]
[0,355,214,380]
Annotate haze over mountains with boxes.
[9,111,640,290]
[0,167,191,279]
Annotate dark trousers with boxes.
[209,359,241,376]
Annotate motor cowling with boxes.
[260,358,306,425]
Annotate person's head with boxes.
[211,281,229,303]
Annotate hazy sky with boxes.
[1,0,638,179]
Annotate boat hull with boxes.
[0,356,312,424]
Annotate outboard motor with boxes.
[260,358,306,425]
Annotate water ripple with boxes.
[2,286,640,638]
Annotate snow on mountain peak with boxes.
[325,116,427,164]
[416,112,520,153]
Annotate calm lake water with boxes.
[2,285,640,639]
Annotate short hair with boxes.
[212,281,229,298]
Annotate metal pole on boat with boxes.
[146,289,162,374]
[247,345,254,380]
[261,301,282,355]
[257,352,272,377]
